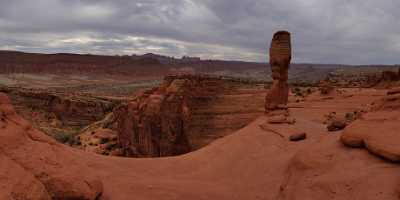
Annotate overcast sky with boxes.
[0,0,399,64]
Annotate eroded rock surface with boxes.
[0,86,119,140]
[110,75,226,157]
[79,75,267,157]
[0,93,104,199]
[341,88,400,162]
[280,135,400,200]
[265,31,291,112]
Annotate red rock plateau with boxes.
[1,50,399,83]
[0,50,165,76]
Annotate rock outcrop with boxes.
[0,87,118,127]
[279,134,400,200]
[0,86,119,141]
[0,93,104,199]
[79,74,267,157]
[265,31,291,112]
[341,88,400,162]
[113,75,226,157]
[289,132,306,141]
[0,50,166,76]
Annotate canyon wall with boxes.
[79,75,266,157]
[113,75,225,157]
[0,86,120,138]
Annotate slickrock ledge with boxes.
[341,88,400,162]
[0,93,104,200]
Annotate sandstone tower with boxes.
[265,31,291,112]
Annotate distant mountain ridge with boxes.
[0,50,398,82]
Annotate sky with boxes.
[0,0,399,64]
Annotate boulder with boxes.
[327,119,347,132]
[342,116,400,162]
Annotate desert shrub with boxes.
[53,132,81,146]
[53,134,70,144]
[100,137,109,144]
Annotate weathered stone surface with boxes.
[0,154,51,200]
[114,75,226,157]
[265,31,291,112]
[289,132,306,141]
[341,116,400,162]
[387,87,400,95]
[0,93,104,200]
[78,74,267,157]
[341,87,400,162]
[268,114,296,124]
[0,86,119,140]
[371,90,400,111]
[327,119,347,132]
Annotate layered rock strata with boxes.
[265,31,292,112]
[0,93,104,199]
[113,75,225,157]
[79,75,266,157]
[341,87,400,162]
[0,86,119,137]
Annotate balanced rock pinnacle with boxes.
[265,31,292,112]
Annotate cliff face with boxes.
[0,50,165,76]
[113,75,225,157]
[187,82,266,150]
[0,86,120,140]
[79,75,266,157]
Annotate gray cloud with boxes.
[0,0,399,64]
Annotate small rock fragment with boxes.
[327,119,347,132]
[289,132,306,141]
[267,114,296,124]
[268,114,287,124]
[286,117,296,124]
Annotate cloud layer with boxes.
[0,0,399,64]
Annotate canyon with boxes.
[2,80,400,199]
[77,74,267,157]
